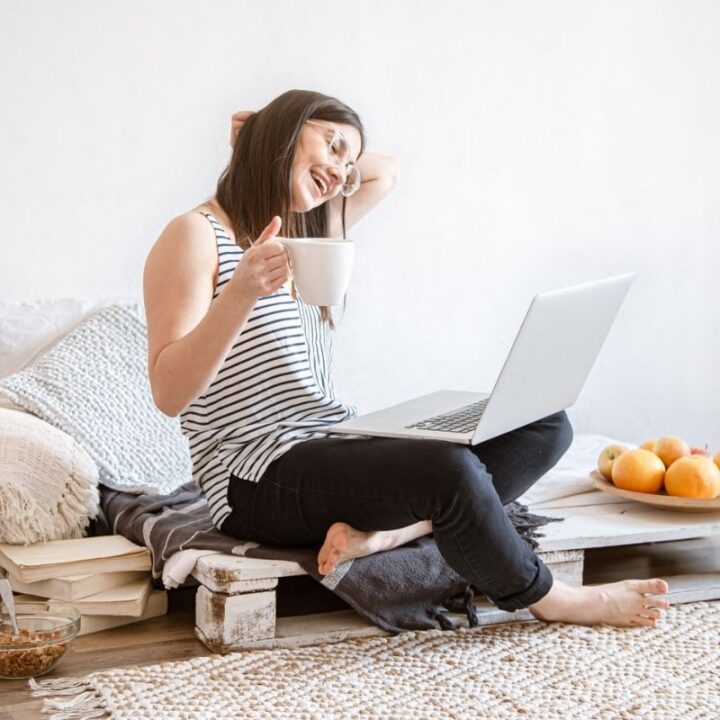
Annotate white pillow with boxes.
[0,407,100,544]
[0,297,137,378]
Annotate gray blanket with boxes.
[98,482,561,633]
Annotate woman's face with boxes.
[290,120,362,213]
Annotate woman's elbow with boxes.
[383,156,399,187]
[148,374,182,418]
[151,387,179,418]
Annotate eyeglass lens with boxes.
[329,133,361,196]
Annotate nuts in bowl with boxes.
[0,602,80,679]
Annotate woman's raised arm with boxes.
[327,152,399,235]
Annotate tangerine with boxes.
[611,449,666,494]
[652,436,691,468]
[665,456,720,499]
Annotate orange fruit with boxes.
[640,439,656,452]
[714,451,720,473]
[597,444,627,481]
[652,435,691,468]
[611,449,666,493]
[665,456,720,499]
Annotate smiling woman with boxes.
[142,87,399,522]
[143,89,668,632]
[215,91,367,257]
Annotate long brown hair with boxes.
[215,89,365,327]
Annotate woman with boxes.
[144,89,669,628]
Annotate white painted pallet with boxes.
[192,501,720,653]
[536,500,720,551]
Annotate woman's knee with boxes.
[536,410,574,460]
[422,444,494,505]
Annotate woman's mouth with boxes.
[310,171,328,198]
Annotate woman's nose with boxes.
[326,164,345,184]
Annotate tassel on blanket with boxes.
[29,677,109,720]
[440,584,479,629]
[431,610,457,630]
[462,584,479,628]
[505,500,563,550]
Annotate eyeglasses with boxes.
[306,120,361,197]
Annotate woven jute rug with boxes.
[31,601,720,720]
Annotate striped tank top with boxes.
[180,212,360,528]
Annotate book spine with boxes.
[75,591,168,636]
[19,553,152,583]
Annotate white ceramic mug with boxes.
[275,237,354,306]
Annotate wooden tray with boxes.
[590,470,720,513]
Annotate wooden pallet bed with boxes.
[192,499,720,653]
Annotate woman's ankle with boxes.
[527,578,569,622]
[372,520,433,553]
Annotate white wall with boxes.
[1,0,719,447]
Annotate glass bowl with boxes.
[0,602,80,679]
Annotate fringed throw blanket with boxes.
[98,482,562,632]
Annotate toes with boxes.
[631,615,658,628]
[317,529,351,576]
[648,578,669,594]
[641,608,661,620]
[646,598,671,610]
[317,544,330,566]
[628,578,669,596]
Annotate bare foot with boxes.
[529,578,670,628]
[317,521,432,575]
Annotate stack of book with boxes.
[0,536,168,636]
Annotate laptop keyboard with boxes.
[405,398,489,434]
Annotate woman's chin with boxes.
[290,195,322,213]
[290,203,311,213]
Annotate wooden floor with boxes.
[2,538,719,719]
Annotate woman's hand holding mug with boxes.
[229,216,292,300]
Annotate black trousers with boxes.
[223,411,573,611]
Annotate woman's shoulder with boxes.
[165,206,216,239]
[158,202,229,248]
[146,209,219,277]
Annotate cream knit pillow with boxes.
[0,407,99,544]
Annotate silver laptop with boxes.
[330,272,635,445]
